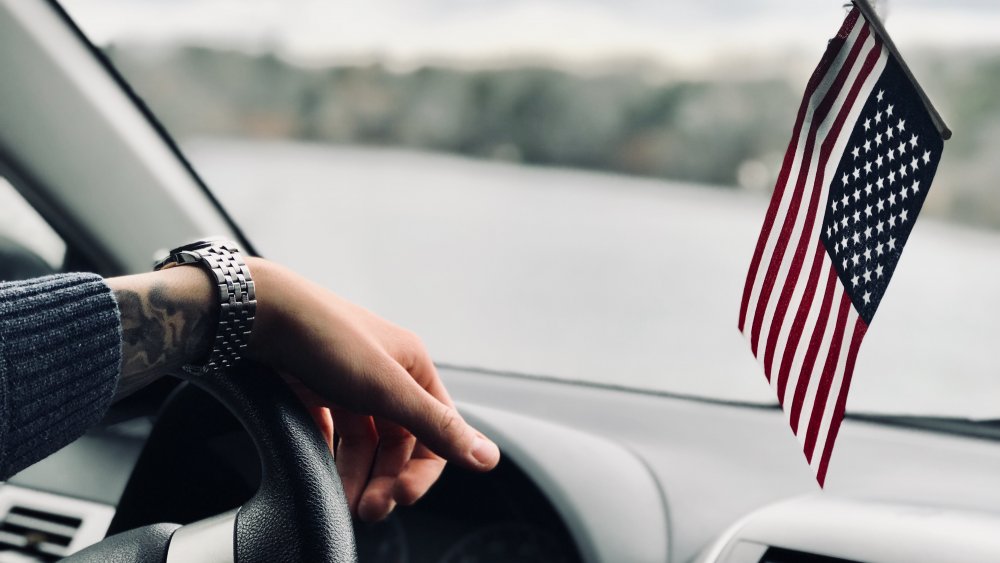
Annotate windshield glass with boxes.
[62,0,1000,418]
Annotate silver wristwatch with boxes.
[153,239,256,375]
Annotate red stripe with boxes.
[776,243,827,403]
[789,267,838,433]
[738,9,861,333]
[803,291,853,462]
[763,32,882,375]
[816,317,868,487]
[749,23,873,355]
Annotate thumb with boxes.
[387,377,500,471]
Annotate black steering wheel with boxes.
[65,363,358,563]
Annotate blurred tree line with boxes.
[107,45,1000,228]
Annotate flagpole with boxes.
[851,0,952,140]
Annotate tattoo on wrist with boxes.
[114,282,215,399]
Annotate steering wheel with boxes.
[64,363,358,563]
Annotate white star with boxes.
[831,200,839,212]
[851,253,860,266]
[876,219,885,234]
[887,147,896,162]
[862,290,871,304]
[843,258,849,270]
[875,132,884,146]
[888,170,897,184]
[910,134,919,148]
[853,209,861,223]
[834,240,840,253]
[853,168,861,181]
[875,242,884,256]
[842,172,850,186]
[886,126,895,140]
[899,166,908,178]
[900,186,909,200]
[864,224,873,238]
[852,146,860,159]
[875,264,884,278]
[912,180,921,193]
[900,209,909,222]
[842,235,849,248]
[875,111,883,125]
[911,157,919,171]
[897,119,906,132]
[842,194,850,207]
[864,139,872,152]
[886,104,894,117]
[864,118,872,131]
[841,216,849,229]
[888,192,897,206]
[877,89,885,102]
[875,155,884,168]
[833,222,840,234]
[876,199,885,213]
[876,177,885,190]
[864,203,873,217]
[888,214,897,228]
[888,236,897,250]
[864,161,873,175]
[898,141,908,155]
[827,226,833,239]
[863,267,872,282]
[851,274,860,287]
[922,150,931,164]
[852,231,861,245]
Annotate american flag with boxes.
[738,3,948,486]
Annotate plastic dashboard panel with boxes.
[458,403,670,563]
[695,495,1000,563]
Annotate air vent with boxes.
[0,505,82,562]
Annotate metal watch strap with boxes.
[156,241,256,375]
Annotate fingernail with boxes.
[471,436,499,467]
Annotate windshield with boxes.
[62,0,1000,419]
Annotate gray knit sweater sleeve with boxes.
[0,273,122,479]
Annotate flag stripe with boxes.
[815,317,868,486]
[761,25,878,372]
[764,33,885,390]
[747,21,872,356]
[789,268,840,433]
[775,243,826,402]
[738,8,862,334]
[803,290,853,461]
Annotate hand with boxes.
[246,258,500,522]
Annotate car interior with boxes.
[1,1,1000,562]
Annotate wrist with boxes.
[245,256,290,366]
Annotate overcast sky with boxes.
[61,0,1000,72]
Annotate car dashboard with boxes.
[1,367,1000,563]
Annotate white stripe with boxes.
[766,41,888,381]
[790,281,844,441]
[777,252,833,404]
[809,307,861,477]
[742,19,866,345]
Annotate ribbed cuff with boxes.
[0,273,122,478]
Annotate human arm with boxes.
[106,257,500,521]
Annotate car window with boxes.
[0,174,66,280]
[61,0,1000,419]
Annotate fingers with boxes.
[392,443,445,506]
[382,368,500,472]
[357,419,415,522]
[332,411,378,516]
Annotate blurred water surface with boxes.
[189,138,1000,419]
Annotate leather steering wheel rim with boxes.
[65,363,358,563]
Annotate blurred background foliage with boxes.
[106,44,1000,228]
